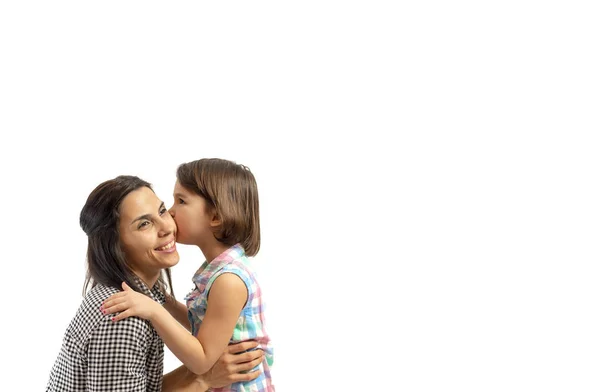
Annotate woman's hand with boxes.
[200,341,265,388]
[101,282,161,322]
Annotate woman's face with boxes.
[118,187,180,281]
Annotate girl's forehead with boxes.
[173,181,193,194]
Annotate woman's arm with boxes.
[86,317,152,391]
[162,341,265,392]
[200,341,265,388]
[162,365,204,392]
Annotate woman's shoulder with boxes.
[76,284,153,339]
[85,283,119,304]
[62,284,118,344]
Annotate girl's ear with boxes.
[209,208,221,228]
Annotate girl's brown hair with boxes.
[176,158,261,256]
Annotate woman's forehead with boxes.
[120,187,161,218]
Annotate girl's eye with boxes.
[179,198,185,204]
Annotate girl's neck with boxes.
[200,241,231,264]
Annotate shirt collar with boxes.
[193,243,245,279]
[131,275,167,305]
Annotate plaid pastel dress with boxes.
[185,244,274,392]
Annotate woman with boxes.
[46,175,263,392]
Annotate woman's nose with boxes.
[159,214,176,236]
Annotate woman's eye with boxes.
[179,198,185,204]
[138,221,150,229]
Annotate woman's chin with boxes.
[155,250,180,268]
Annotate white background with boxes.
[1,1,599,391]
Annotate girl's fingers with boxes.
[102,301,129,315]
[111,309,132,322]
[104,292,127,303]
[102,295,129,309]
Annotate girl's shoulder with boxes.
[206,259,264,303]
[219,258,257,283]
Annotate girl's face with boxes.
[169,180,217,247]
[118,187,180,280]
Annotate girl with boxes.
[102,159,274,391]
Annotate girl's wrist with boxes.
[149,301,165,322]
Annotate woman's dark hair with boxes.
[80,175,174,298]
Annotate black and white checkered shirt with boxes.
[46,280,167,391]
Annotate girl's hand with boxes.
[101,282,160,322]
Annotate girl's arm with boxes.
[103,275,248,376]
[153,273,247,375]
[164,294,192,331]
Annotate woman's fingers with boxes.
[227,340,259,355]
[233,349,264,364]
[233,355,263,374]
[230,369,261,383]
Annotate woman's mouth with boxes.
[155,240,176,253]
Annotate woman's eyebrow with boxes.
[131,202,165,225]
[131,214,152,225]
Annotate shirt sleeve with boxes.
[86,316,152,392]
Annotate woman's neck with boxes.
[131,269,160,289]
